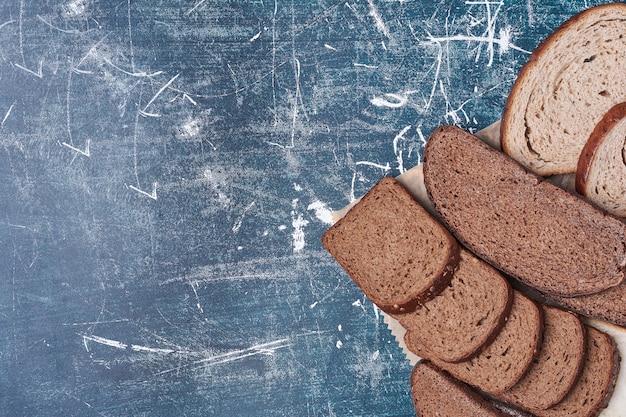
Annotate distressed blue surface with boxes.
[0,1,617,416]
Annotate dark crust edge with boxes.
[411,361,511,417]
[423,125,625,298]
[544,292,626,328]
[500,2,626,170]
[501,307,588,411]
[575,101,626,194]
[578,327,621,417]
[416,292,545,395]
[452,263,515,363]
[400,257,515,363]
[492,292,546,395]
[321,176,460,315]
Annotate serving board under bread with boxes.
[0,2,622,416]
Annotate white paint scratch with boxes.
[393,125,412,174]
[1,102,15,128]
[61,139,91,157]
[155,338,292,376]
[140,73,180,117]
[128,182,158,200]
[82,334,128,351]
[367,0,390,39]
[232,201,256,234]
[249,30,262,42]
[423,1,530,67]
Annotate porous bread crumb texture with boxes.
[322,177,459,313]
[396,249,513,363]
[576,102,626,217]
[411,362,509,417]
[501,3,626,176]
[423,125,626,297]
[499,306,586,411]
[415,291,543,395]
[531,327,621,417]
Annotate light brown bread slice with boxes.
[407,291,543,395]
[410,361,511,417]
[393,249,513,363]
[423,125,626,297]
[576,101,626,217]
[322,177,459,314]
[499,306,586,411]
[532,326,620,417]
[501,3,626,176]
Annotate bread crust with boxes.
[501,3,626,175]
[322,177,460,314]
[396,249,514,363]
[424,125,626,297]
[500,307,587,411]
[575,101,626,194]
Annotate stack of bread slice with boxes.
[323,175,621,417]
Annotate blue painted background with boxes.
[0,1,617,416]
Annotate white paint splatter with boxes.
[291,199,309,252]
[65,0,88,17]
[307,201,333,225]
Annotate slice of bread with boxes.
[410,361,511,417]
[532,326,620,417]
[423,125,626,297]
[407,291,543,395]
[322,177,460,314]
[499,306,586,410]
[393,249,513,363]
[549,284,626,329]
[576,101,626,217]
[501,3,626,176]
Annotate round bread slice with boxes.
[393,249,513,363]
[532,326,620,417]
[499,306,586,411]
[576,102,626,217]
[410,361,511,417]
[501,3,626,176]
[407,291,543,395]
[322,177,460,314]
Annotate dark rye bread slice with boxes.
[423,125,626,297]
[576,101,626,217]
[501,3,626,176]
[532,326,620,417]
[410,361,511,417]
[549,285,626,328]
[406,291,543,395]
[392,249,513,363]
[322,177,460,314]
[499,306,586,411]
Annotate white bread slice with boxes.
[501,3,626,176]
[576,102,626,217]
